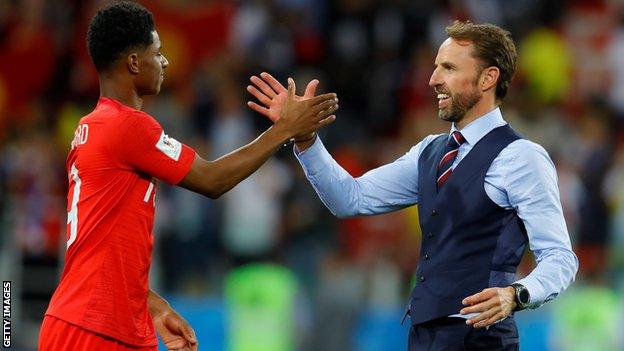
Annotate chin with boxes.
[149,85,161,95]
[439,110,461,123]
[138,87,160,96]
[438,109,453,121]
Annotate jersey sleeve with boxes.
[112,111,196,184]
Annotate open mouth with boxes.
[437,93,450,108]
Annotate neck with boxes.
[99,73,142,110]
[455,94,498,130]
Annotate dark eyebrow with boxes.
[440,62,456,69]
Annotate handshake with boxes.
[246,72,339,147]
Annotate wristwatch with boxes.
[511,283,530,311]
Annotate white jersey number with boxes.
[67,163,81,249]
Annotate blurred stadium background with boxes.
[1,0,623,350]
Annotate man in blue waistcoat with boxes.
[247,20,578,350]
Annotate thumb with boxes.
[288,77,296,99]
[303,79,319,98]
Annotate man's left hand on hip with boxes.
[460,286,517,329]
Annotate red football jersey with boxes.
[45,97,196,347]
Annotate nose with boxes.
[162,55,169,69]
[429,67,440,88]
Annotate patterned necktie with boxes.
[437,131,466,189]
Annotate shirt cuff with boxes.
[293,134,322,156]
[293,136,330,177]
[514,276,547,308]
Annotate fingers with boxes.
[246,85,272,106]
[246,101,274,120]
[303,79,319,99]
[317,114,336,127]
[316,102,339,122]
[462,288,495,306]
[307,92,337,106]
[288,77,296,99]
[165,339,191,351]
[260,72,287,94]
[184,327,197,344]
[462,287,513,329]
[305,98,337,119]
[469,310,508,329]
[460,298,495,315]
[250,75,277,99]
[187,329,198,351]
[171,325,197,351]
[466,308,498,328]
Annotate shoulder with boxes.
[496,139,557,181]
[502,139,554,166]
[105,111,164,152]
[123,110,161,127]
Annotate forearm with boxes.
[295,137,418,217]
[148,289,171,318]
[295,138,364,217]
[180,124,290,198]
[303,165,363,218]
[515,247,578,308]
[207,125,289,194]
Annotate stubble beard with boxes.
[438,88,482,123]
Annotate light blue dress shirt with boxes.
[295,107,578,311]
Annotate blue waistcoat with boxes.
[407,124,528,325]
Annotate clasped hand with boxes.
[247,72,338,140]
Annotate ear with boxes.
[127,53,140,75]
[480,66,499,93]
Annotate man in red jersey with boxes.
[38,1,338,351]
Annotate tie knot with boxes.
[448,131,466,148]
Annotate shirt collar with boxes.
[449,107,507,146]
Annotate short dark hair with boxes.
[445,21,517,101]
[87,1,155,72]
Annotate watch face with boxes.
[519,288,530,304]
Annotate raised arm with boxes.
[179,79,338,198]
[295,137,421,217]
[246,72,433,217]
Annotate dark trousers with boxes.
[407,317,519,351]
